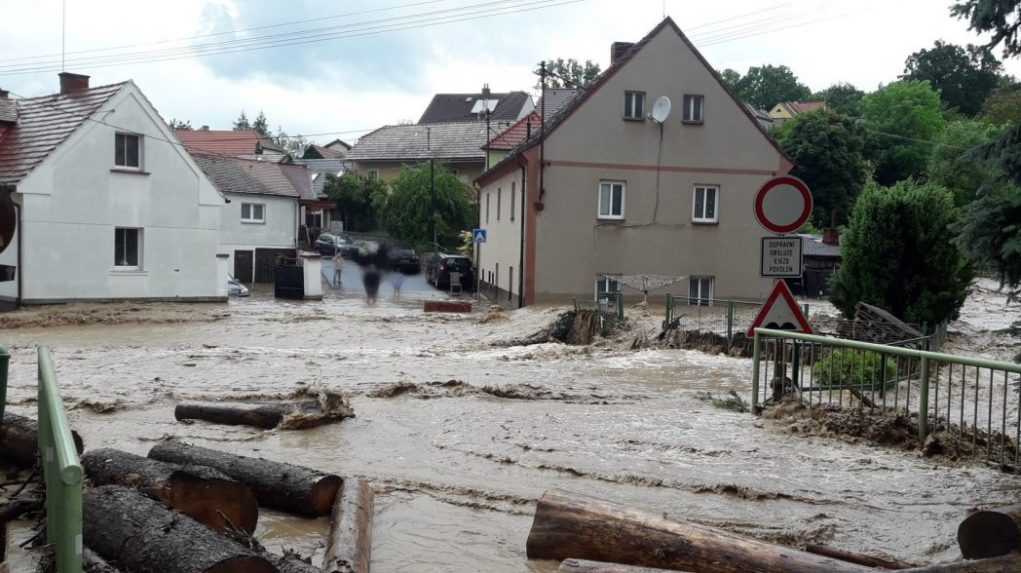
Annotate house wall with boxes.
[219,191,297,281]
[477,167,524,305]
[351,160,484,186]
[529,26,789,302]
[15,85,225,303]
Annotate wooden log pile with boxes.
[175,392,353,431]
[0,412,84,467]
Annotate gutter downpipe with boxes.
[13,189,22,308]
[518,160,526,308]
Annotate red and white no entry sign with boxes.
[754,176,813,234]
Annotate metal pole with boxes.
[919,355,930,441]
[0,346,8,422]
[751,330,761,413]
[726,301,735,346]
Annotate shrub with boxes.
[814,350,897,389]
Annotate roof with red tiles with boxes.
[0,82,126,185]
[175,129,286,158]
[484,111,540,151]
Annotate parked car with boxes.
[315,233,356,257]
[425,253,474,290]
[227,276,249,297]
[387,246,421,274]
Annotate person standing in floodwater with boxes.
[390,270,406,300]
[356,241,388,304]
[362,265,381,303]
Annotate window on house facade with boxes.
[692,185,719,224]
[366,169,379,181]
[114,228,141,269]
[486,192,491,224]
[683,94,705,124]
[241,202,266,224]
[497,187,502,221]
[510,182,516,222]
[624,91,646,120]
[689,276,714,306]
[595,275,621,302]
[598,181,625,220]
[114,133,141,168]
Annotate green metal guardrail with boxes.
[751,328,1021,467]
[36,347,83,573]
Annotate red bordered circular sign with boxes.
[754,176,813,234]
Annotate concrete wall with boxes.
[477,167,525,304]
[16,84,225,303]
[219,191,297,279]
[531,24,789,302]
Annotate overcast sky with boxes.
[2,0,1018,144]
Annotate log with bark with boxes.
[83,547,122,573]
[148,440,341,516]
[804,544,914,569]
[559,559,691,572]
[899,554,1021,572]
[269,551,324,573]
[526,489,874,573]
[81,448,259,534]
[175,394,354,431]
[323,479,373,573]
[83,485,275,573]
[957,505,1021,559]
[0,413,84,467]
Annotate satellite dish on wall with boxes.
[651,96,672,123]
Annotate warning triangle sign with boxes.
[746,280,813,337]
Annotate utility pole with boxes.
[483,83,492,171]
[427,126,436,253]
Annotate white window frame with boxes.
[595,275,621,302]
[597,181,626,220]
[683,94,705,124]
[113,227,143,271]
[689,276,715,306]
[624,91,646,120]
[241,202,266,224]
[692,185,720,224]
[114,132,143,170]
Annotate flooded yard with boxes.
[1,284,1019,572]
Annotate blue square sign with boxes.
[473,228,487,243]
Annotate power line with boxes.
[0,0,583,76]
[685,3,792,33]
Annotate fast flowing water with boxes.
[2,285,1018,572]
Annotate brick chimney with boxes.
[822,228,840,246]
[610,42,635,65]
[0,89,8,99]
[58,72,90,95]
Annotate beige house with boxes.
[475,18,794,306]
[767,101,827,126]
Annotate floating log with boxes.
[148,440,341,517]
[0,413,84,466]
[526,489,873,573]
[176,397,353,431]
[83,547,122,573]
[81,448,259,534]
[83,485,275,573]
[269,552,323,573]
[323,479,374,573]
[957,505,1021,559]
[899,554,1021,572]
[804,544,914,569]
[423,301,472,313]
[560,559,691,572]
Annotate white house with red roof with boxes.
[0,73,227,307]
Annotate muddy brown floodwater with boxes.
[2,287,1020,572]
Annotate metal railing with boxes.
[37,347,83,573]
[575,292,624,322]
[665,295,796,347]
[751,328,1021,467]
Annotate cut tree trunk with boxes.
[804,544,914,569]
[323,479,373,573]
[81,448,259,534]
[148,440,341,517]
[269,552,323,573]
[175,398,353,431]
[957,505,1021,559]
[526,489,873,573]
[899,554,1021,572]
[83,485,275,573]
[0,413,84,467]
[560,559,691,572]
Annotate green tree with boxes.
[377,164,473,248]
[168,118,192,130]
[233,110,250,131]
[324,173,387,232]
[734,65,812,110]
[902,41,1003,116]
[719,68,741,92]
[982,83,1021,124]
[830,180,974,324]
[928,119,1005,204]
[952,0,1021,58]
[816,83,866,117]
[252,111,271,137]
[775,110,869,227]
[861,80,946,185]
[536,58,601,89]
[957,183,1021,300]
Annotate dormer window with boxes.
[624,91,645,121]
[115,133,141,169]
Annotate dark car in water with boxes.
[387,246,421,274]
[425,253,474,291]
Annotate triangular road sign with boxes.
[747,280,813,336]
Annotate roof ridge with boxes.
[15,81,129,102]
